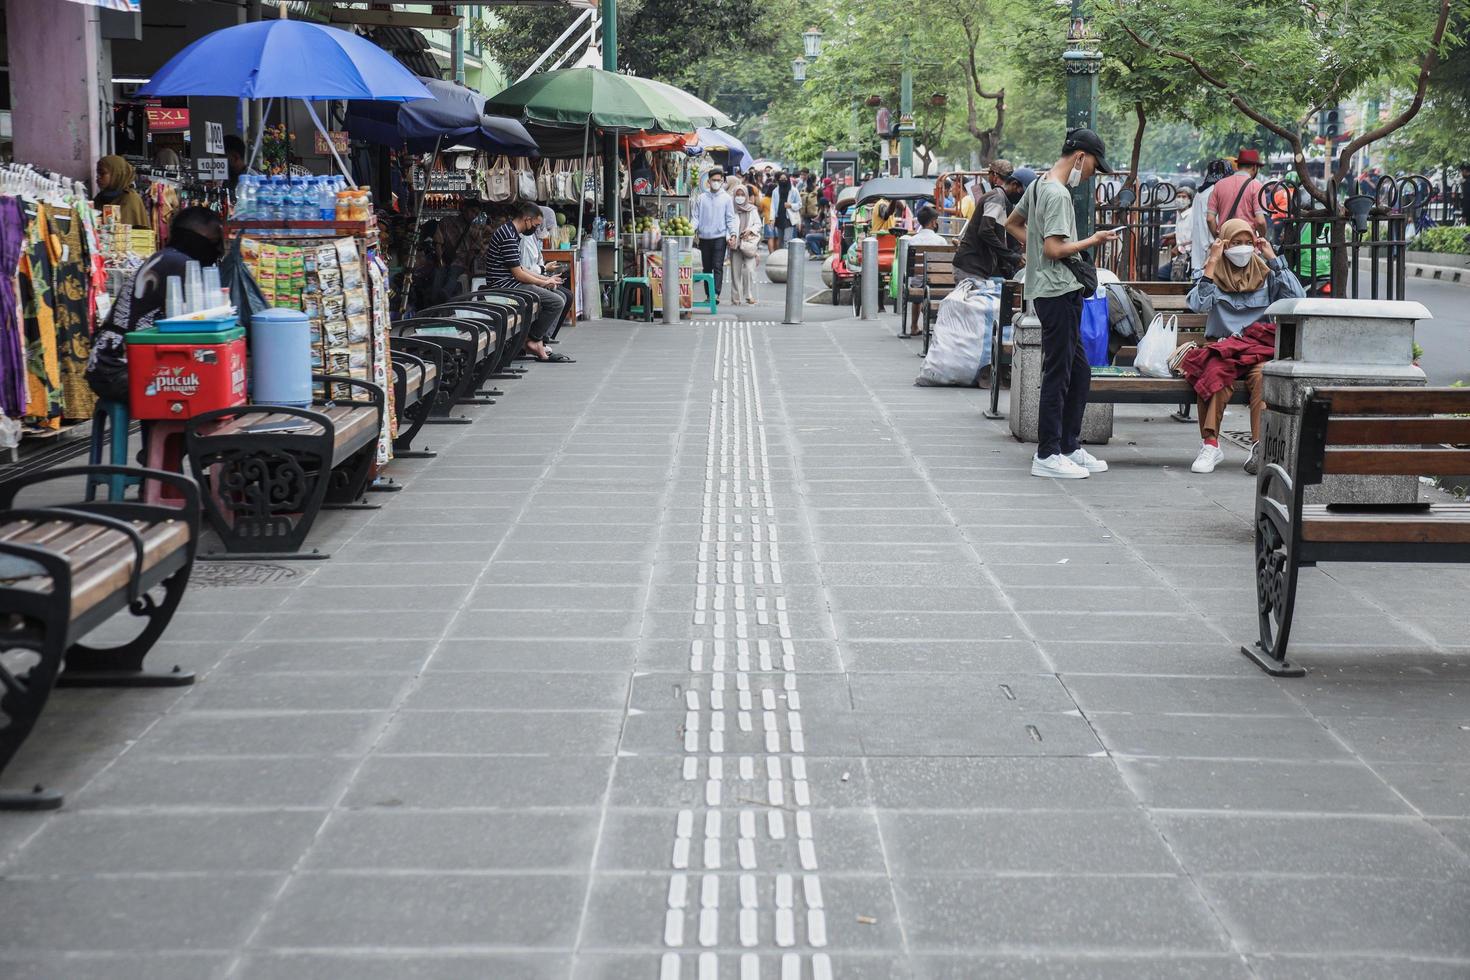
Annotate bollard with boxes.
[661,236,679,324]
[783,239,804,324]
[859,236,879,321]
[893,237,910,336]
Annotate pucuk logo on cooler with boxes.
[145,366,201,398]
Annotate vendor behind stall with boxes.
[85,206,224,402]
[94,155,149,229]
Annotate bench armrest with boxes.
[313,374,386,416]
[0,539,73,597]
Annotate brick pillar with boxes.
[8,0,106,182]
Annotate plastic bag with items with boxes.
[916,277,1002,387]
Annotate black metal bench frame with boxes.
[0,464,201,809]
[392,318,490,421]
[183,375,385,559]
[389,338,444,458]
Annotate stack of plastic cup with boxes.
[165,276,184,320]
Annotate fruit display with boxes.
[662,215,693,237]
[635,215,661,233]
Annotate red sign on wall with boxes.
[145,105,191,131]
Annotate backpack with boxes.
[1103,281,1156,339]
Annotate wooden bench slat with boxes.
[327,406,379,459]
[3,520,190,616]
[1321,387,1470,415]
[1322,447,1470,476]
[1327,417,1470,445]
[1301,505,1470,544]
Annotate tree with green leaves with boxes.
[1102,0,1461,204]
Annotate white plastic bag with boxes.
[916,278,1001,387]
[1134,313,1179,378]
[0,413,18,451]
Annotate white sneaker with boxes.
[1191,443,1225,473]
[1067,448,1108,473]
[1032,454,1090,479]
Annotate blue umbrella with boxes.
[347,77,539,156]
[692,127,752,173]
[139,20,430,102]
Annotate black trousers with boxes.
[1033,289,1090,459]
[698,236,728,297]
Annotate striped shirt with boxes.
[484,220,524,290]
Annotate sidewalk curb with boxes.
[1406,261,1469,287]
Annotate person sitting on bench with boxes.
[1184,217,1304,474]
[485,203,572,363]
[900,206,948,337]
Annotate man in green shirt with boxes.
[1005,128,1119,479]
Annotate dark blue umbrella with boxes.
[139,20,430,101]
[347,78,540,156]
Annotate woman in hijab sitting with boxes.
[94,155,149,229]
[1183,217,1305,475]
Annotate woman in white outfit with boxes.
[730,185,762,305]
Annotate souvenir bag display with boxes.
[536,160,554,201]
[552,161,577,204]
[484,156,513,202]
[516,157,538,201]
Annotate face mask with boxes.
[1006,188,1023,204]
[733,194,747,205]
[709,180,724,192]
[523,226,540,238]
[1066,157,1085,188]
[1224,244,1256,267]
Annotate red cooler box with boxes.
[126,325,248,420]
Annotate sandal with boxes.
[537,351,576,363]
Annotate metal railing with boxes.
[1092,179,1179,282]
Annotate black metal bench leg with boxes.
[1241,512,1306,677]
[0,601,68,809]
[59,565,196,689]
[323,443,381,511]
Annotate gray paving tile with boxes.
[1245,955,1470,980]
[914,953,1253,979]
[184,673,413,712]
[253,872,584,948]
[237,952,568,980]
[222,639,430,673]
[1201,876,1470,957]
[1088,712,1355,760]
[1062,674,1309,717]
[1157,813,1470,877]
[134,710,387,757]
[402,671,629,711]
[8,810,323,874]
[893,874,1228,952]
[0,874,279,951]
[880,810,1181,874]
[1321,716,1470,764]
[0,953,233,980]
[429,639,641,672]
[1118,758,1413,814]
[342,755,612,809]
[867,757,1138,810]
[304,809,599,871]
[379,710,624,755]
[73,755,356,809]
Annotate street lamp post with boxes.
[1062,0,1101,237]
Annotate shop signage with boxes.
[145,105,190,131]
[197,157,229,182]
[314,131,349,155]
[205,122,225,155]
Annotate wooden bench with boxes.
[183,375,385,558]
[392,317,494,420]
[0,464,201,809]
[1245,386,1470,676]
[1089,312,1254,414]
[389,342,442,459]
[897,244,954,343]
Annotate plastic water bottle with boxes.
[260,177,282,222]
[318,178,336,221]
[234,175,254,219]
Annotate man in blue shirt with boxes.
[692,169,737,299]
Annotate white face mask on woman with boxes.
[1224,244,1256,267]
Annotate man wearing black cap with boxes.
[1005,129,1119,479]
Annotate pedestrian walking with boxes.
[1191,159,1233,278]
[770,173,801,252]
[1004,128,1119,479]
[730,184,762,305]
[1207,148,1268,237]
[693,169,737,299]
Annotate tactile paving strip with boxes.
[658,321,833,980]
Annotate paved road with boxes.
[3,287,1470,978]
[1403,277,1469,385]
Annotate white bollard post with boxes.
[661,236,679,324]
[783,239,804,324]
[860,236,879,321]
